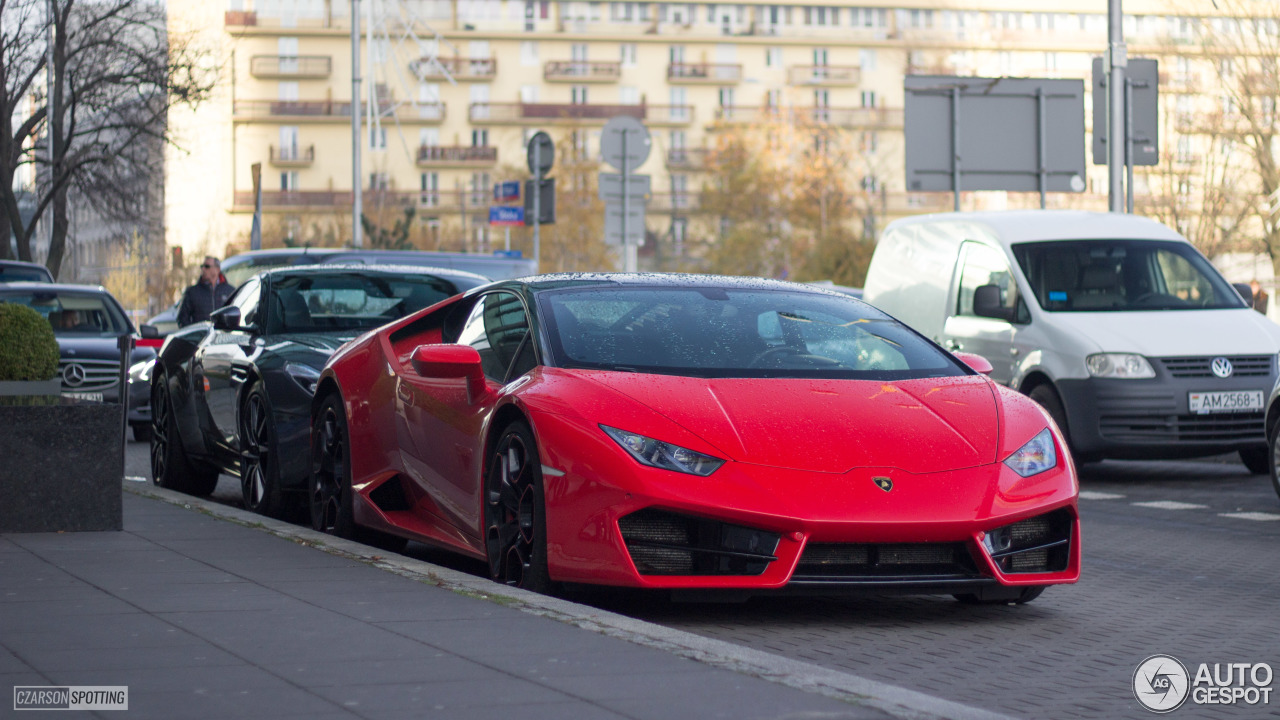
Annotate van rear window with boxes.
[1012,240,1244,312]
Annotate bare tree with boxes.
[0,0,212,277]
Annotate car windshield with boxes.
[539,286,966,379]
[266,272,461,334]
[0,266,51,282]
[0,292,130,336]
[1013,240,1244,312]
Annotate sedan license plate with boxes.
[64,391,104,402]
[1188,390,1263,414]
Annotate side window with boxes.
[956,243,1026,321]
[456,292,531,382]
[228,278,261,328]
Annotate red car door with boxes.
[395,291,533,538]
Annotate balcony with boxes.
[667,63,743,84]
[233,100,446,124]
[544,60,622,83]
[410,56,497,82]
[269,145,315,167]
[795,107,905,129]
[787,65,861,87]
[666,148,708,169]
[416,145,498,167]
[713,105,786,124]
[233,191,351,212]
[250,55,332,79]
[232,190,496,214]
[469,102,692,126]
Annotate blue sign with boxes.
[493,250,523,258]
[489,206,525,226]
[493,181,520,202]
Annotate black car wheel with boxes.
[310,393,407,552]
[150,374,219,496]
[484,419,551,593]
[131,424,151,443]
[1240,446,1269,476]
[240,383,288,518]
[1269,425,1280,501]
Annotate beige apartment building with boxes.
[165,0,1254,267]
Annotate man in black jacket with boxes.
[177,256,235,327]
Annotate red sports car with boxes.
[310,273,1080,602]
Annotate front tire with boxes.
[1268,425,1280,501]
[484,420,552,593]
[1239,446,1269,476]
[309,392,407,553]
[150,374,219,497]
[240,383,289,518]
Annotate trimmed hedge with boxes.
[0,303,60,381]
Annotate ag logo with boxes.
[872,476,892,492]
[1134,654,1190,713]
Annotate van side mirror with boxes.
[1233,283,1253,307]
[973,284,1014,322]
[210,306,241,331]
[410,344,488,403]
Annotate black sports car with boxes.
[149,265,489,516]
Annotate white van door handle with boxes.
[945,339,962,351]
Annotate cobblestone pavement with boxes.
[125,443,1280,719]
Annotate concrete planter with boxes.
[0,379,62,396]
[0,402,123,532]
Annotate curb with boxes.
[124,480,1020,720]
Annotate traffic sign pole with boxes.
[533,146,541,270]
[622,130,635,272]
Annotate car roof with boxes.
[252,263,491,283]
[514,272,851,295]
[0,281,112,295]
[0,259,50,268]
[887,210,1186,246]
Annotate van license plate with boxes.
[1188,390,1263,414]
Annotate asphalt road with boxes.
[124,440,1280,719]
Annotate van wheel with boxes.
[1029,385,1070,441]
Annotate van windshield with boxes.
[1012,240,1245,312]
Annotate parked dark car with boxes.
[0,260,54,283]
[0,283,154,431]
[149,265,489,516]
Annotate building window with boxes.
[861,90,876,108]
[765,46,781,67]
[859,48,877,71]
[620,43,638,67]
[520,40,538,66]
[619,86,640,105]
[369,173,389,190]
[718,87,734,107]
[572,85,589,104]
[421,172,439,206]
[369,125,387,149]
[472,129,489,147]
[280,171,299,191]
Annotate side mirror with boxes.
[140,324,161,339]
[1233,283,1253,307]
[973,284,1014,322]
[210,306,241,331]
[953,351,994,375]
[410,344,488,402]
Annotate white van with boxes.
[862,210,1280,471]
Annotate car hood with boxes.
[1044,308,1280,356]
[579,372,1000,474]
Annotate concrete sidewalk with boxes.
[0,488,1010,720]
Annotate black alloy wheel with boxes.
[240,384,288,518]
[309,393,407,552]
[1269,424,1280,501]
[484,420,551,593]
[150,375,219,496]
[310,393,356,538]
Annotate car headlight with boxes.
[128,359,154,384]
[1004,428,1057,478]
[1085,353,1155,379]
[600,425,725,476]
[285,362,321,394]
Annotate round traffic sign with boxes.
[601,115,651,171]
[527,131,555,175]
